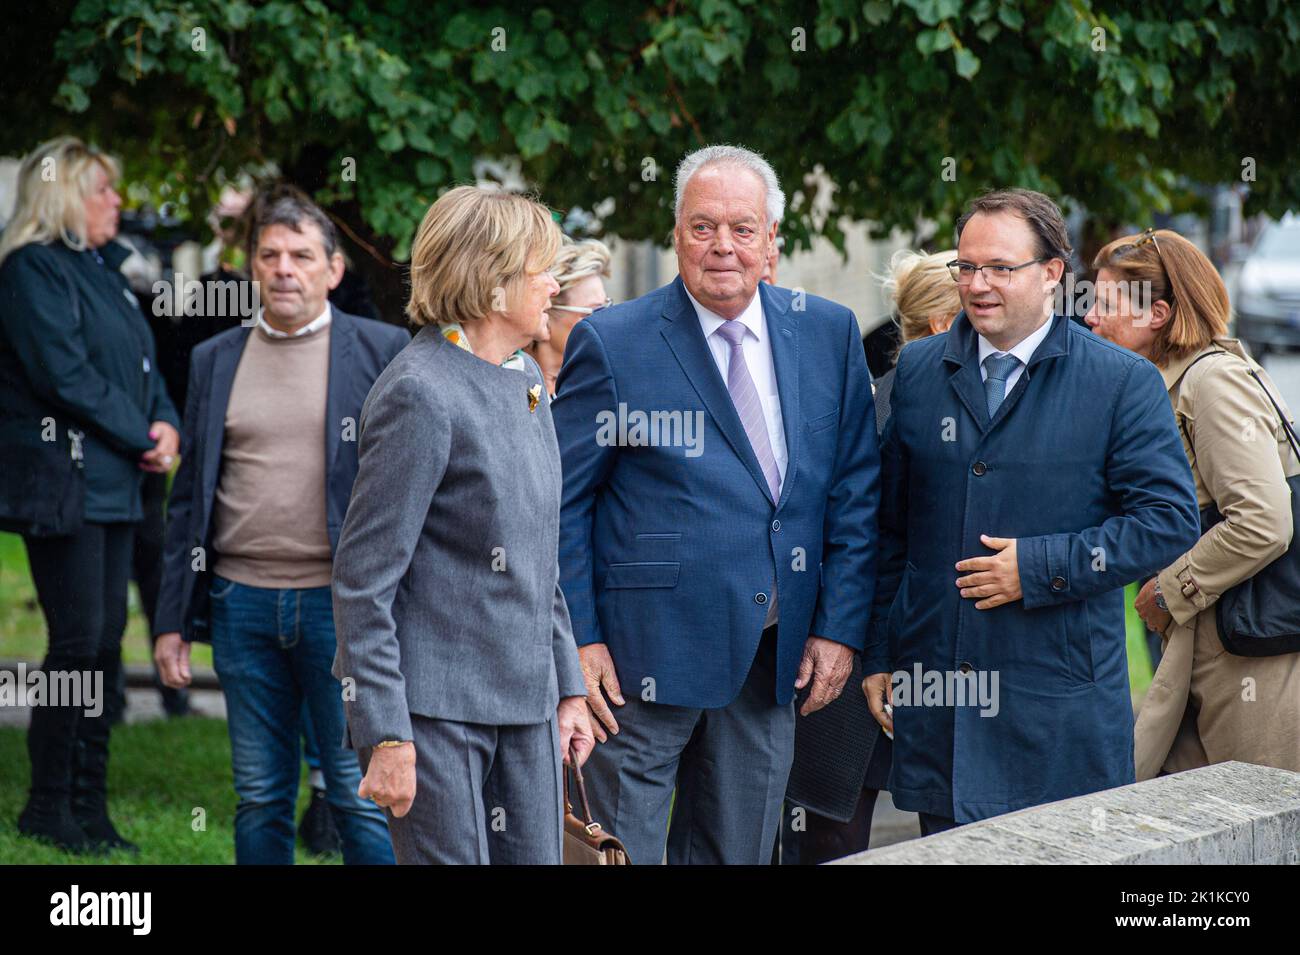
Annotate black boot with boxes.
[18,689,93,854]
[298,787,341,856]
[71,699,137,854]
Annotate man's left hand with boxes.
[795,636,855,716]
[955,534,1022,609]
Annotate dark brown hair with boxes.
[245,183,339,262]
[955,188,1073,265]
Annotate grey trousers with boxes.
[582,628,795,865]
[363,713,564,864]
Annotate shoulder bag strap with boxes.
[1246,369,1300,466]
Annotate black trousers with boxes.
[22,522,134,799]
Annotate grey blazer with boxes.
[331,326,586,747]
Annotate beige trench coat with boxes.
[1134,339,1300,778]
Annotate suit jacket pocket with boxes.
[602,561,681,589]
[807,408,840,433]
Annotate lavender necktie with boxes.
[714,320,781,502]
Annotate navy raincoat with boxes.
[864,313,1199,823]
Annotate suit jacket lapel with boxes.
[943,312,991,433]
[203,326,253,502]
[762,282,799,510]
[660,277,774,504]
[325,308,353,478]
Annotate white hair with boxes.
[673,145,785,227]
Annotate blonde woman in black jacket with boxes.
[0,137,179,853]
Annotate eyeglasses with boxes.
[947,258,1045,287]
[549,298,613,316]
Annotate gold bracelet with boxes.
[374,740,409,748]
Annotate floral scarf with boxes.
[440,322,543,412]
[440,322,528,372]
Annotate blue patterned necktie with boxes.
[982,352,1021,420]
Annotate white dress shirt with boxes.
[685,286,787,627]
[256,302,332,339]
[977,315,1054,393]
[685,287,789,490]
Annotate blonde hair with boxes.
[406,185,562,327]
[552,237,612,303]
[880,249,962,358]
[1092,229,1230,367]
[0,136,121,268]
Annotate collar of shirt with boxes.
[684,285,766,346]
[257,303,332,339]
[977,314,1054,377]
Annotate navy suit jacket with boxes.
[553,276,880,708]
[154,308,409,641]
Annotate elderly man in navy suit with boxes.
[553,145,880,865]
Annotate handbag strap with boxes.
[1172,349,1230,468]
[1174,348,1300,485]
[1246,368,1300,466]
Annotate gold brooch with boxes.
[528,383,542,412]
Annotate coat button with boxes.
[771,519,781,532]
[971,461,987,476]
[958,661,973,674]
[755,592,768,605]
[1050,576,1067,591]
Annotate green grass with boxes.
[0,531,211,669]
[1125,581,1156,702]
[0,717,333,864]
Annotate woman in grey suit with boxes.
[330,185,594,864]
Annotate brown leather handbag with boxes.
[563,745,631,865]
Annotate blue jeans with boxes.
[209,576,394,865]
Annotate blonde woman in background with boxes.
[527,236,612,396]
[870,249,962,427]
[0,136,180,853]
[1085,228,1300,778]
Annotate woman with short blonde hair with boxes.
[406,184,563,328]
[526,236,613,395]
[1085,228,1300,777]
[332,185,595,864]
[0,136,180,853]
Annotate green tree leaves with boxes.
[19,0,1300,266]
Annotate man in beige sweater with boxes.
[153,187,409,864]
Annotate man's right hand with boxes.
[154,632,192,688]
[358,742,417,818]
[578,643,625,743]
[863,672,893,735]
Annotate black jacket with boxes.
[154,308,409,641]
[0,240,178,529]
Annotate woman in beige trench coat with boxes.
[1085,228,1300,778]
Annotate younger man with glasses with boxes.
[862,188,1199,834]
